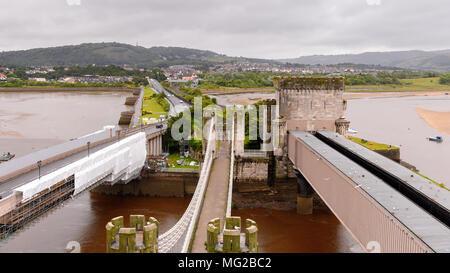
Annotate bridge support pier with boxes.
[295,169,315,215]
[146,134,164,157]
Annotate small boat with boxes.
[348,128,358,134]
[0,152,15,162]
[427,136,443,143]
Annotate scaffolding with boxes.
[0,175,75,240]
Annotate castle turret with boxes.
[106,215,159,253]
[206,216,258,253]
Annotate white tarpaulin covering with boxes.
[15,132,147,201]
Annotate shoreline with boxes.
[344,90,450,100]
[201,87,274,95]
[0,87,138,93]
[211,90,450,105]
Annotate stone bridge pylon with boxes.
[274,77,350,214]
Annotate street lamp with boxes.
[87,142,91,157]
[37,160,42,180]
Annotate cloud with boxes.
[66,0,81,6]
[366,0,381,6]
[0,0,449,59]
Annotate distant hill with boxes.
[0,42,251,68]
[280,50,450,72]
[2,43,450,72]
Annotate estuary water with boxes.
[0,91,131,157]
[346,95,450,187]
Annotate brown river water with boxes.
[0,91,132,157]
[2,91,446,253]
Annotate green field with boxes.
[197,77,450,94]
[346,77,450,92]
[140,87,169,122]
[348,136,399,151]
[167,153,199,169]
[201,87,275,95]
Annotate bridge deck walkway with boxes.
[191,141,230,253]
[0,125,166,198]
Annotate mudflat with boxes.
[344,91,450,100]
[416,108,450,135]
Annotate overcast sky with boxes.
[0,0,449,59]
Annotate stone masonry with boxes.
[106,215,159,253]
[274,76,348,178]
[206,217,258,253]
[234,158,269,183]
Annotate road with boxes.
[0,124,167,198]
[147,78,191,116]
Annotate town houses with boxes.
[28,77,47,82]
[0,62,398,86]
[58,75,133,84]
[0,73,7,81]
[25,66,55,75]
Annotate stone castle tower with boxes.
[274,76,349,177]
[275,76,346,132]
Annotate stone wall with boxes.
[93,172,198,197]
[233,179,298,211]
[234,158,269,183]
[235,157,296,183]
[275,156,296,179]
[375,149,401,163]
[233,178,328,212]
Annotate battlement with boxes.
[206,216,258,253]
[274,76,345,91]
[106,215,159,253]
[275,76,346,132]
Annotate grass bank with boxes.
[413,171,449,191]
[349,136,448,191]
[168,153,199,169]
[140,87,169,121]
[348,136,400,151]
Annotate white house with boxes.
[29,77,47,82]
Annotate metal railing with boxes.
[225,116,235,218]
